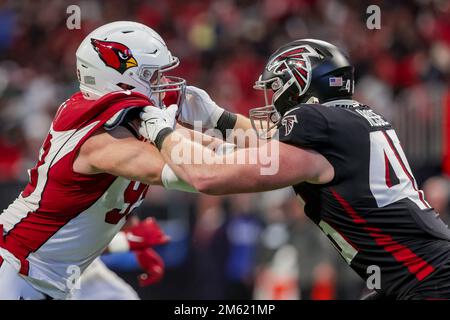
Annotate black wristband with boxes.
[215,110,237,139]
[154,127,174,151]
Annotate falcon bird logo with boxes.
[91,39,138,74]
[281,114,298,136]
[267,45,321,96]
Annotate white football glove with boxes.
[139,104,178,144]
[179,85,225,129]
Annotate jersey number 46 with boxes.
[369,129,430,210]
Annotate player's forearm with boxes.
[232,114,259,148]
[181,126,234,151]
[159,130,270,195]
[234,114,253,131]
[141,107,310,194]
[159,131,224,193]
[158,131,292,195]
[216,112,257,148]
[117,150,196,192]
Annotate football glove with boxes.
[139,104,177,145]
[108,218,170,253]
[136,248,165,287]
[178,85,225,129]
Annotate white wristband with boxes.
[161,164,198,193]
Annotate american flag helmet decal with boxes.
[329,77,343,87]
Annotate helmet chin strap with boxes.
[149,92,162,108]
[146,81,166,109]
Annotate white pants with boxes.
[70,258,139,300]
[0,260,47,300]
[0,257,138,300]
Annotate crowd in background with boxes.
[0,0,449,299]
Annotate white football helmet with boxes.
[76,21,185,106]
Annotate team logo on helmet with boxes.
[91,39,138,74]
[267,45,321,96]
[281,114,298,136]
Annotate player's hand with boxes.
[178,85,225,129]
[135,248,165,287]
[125,217,170,251]
[139,104,178,142]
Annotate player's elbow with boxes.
[142,166,163,185]
[132,152,164,185]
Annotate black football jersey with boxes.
[278,100,450,298]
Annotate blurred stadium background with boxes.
[0,0,449,299]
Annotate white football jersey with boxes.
[0,91,150,299]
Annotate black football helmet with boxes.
[250,39,354,138]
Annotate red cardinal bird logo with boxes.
[91,39,138,74]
